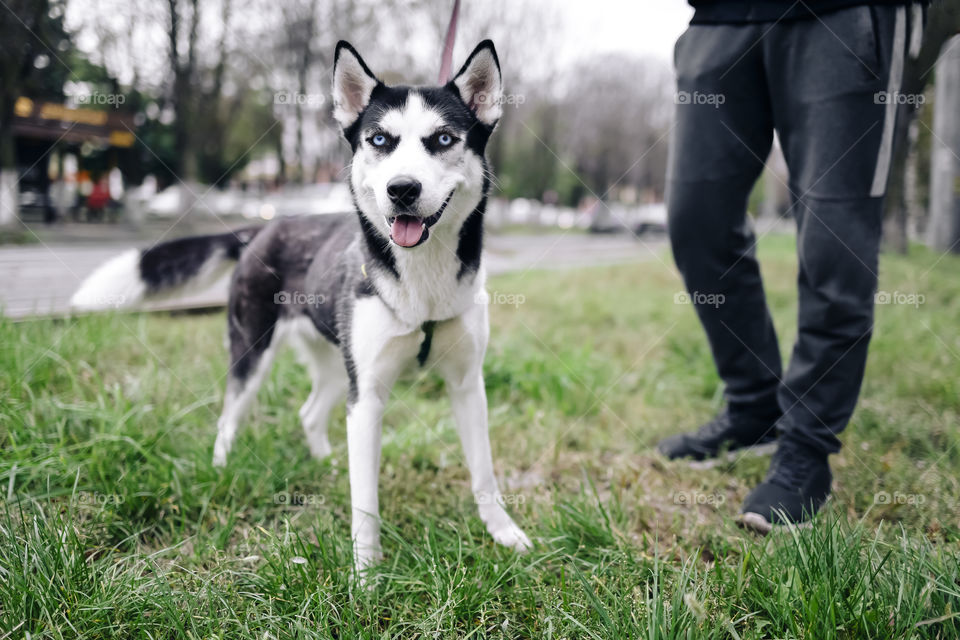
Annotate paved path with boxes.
[0,230,667,319]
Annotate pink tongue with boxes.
[390,215,424,247]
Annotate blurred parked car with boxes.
[587,200,667,235]
[144,183,353,219]
[634,202,667,235]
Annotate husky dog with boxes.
[71,40,532,575]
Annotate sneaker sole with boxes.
[736,511,815,535]
[685,441,778,470]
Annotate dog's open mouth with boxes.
[387,191,454,248]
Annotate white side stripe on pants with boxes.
[909,2,924,59]
[870,5,907,198]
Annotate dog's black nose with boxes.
[387,177,422,208]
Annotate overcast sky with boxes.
[64,0,696,90]
[559,1,694,65]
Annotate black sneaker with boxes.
[657,407,780,466]
[738,437,832,534]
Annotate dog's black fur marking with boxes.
[456,171,489,280]
[447,38,500,154]
[357,211,399,279]
[340,68,495,160]
[456,202,485,280]
[355,275,377,298]
[225,215,357,381]
[417,320,436,367]
[455,39,500,83]
[139,228,261,292]
[343,84,409,151]
[334,40,378,80]
[346,83,494,158]
[338,286,361,407]
[226,273,280,382]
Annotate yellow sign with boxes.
[39,103,108,126]
[14,96,135,147]
[14,97,33,117]
[108,130,135,148]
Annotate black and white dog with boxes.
[71,40,532,574]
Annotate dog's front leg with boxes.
[345,297,420,579]
[435,307,532,553]
[448,371,532,552]
[346,392,386,575]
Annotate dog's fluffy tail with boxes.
[70,227,263,311]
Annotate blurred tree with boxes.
[496,95,563,201]
[271,0,400,180]
[883,1,960,253]
[66,0,170,187]
[555,54,672,206]
[0,0,71,225]
[192,0,281,186]
[165,0,200,182]
[911,85,934,237]
[405,0,570,200]
[279,0,318,184]
[926,32,960,252]
[72,0,281,189]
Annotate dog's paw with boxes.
[305,432,332,461]
[353,547,383,589]
[489,522,533,553]
[212,435,231,467]
[478,501,532,552]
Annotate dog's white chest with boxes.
[377,242,484,326]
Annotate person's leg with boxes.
[771,4,911,453]
[659,22,782,461]
[740,4,916,529]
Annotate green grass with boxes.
[2,234,959,638]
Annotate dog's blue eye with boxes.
[424,131,459,152]
[372,134,387,146]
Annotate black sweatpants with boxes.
[667,4,921,454]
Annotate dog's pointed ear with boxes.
[333,41,379,130]
[451,40,502,126]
